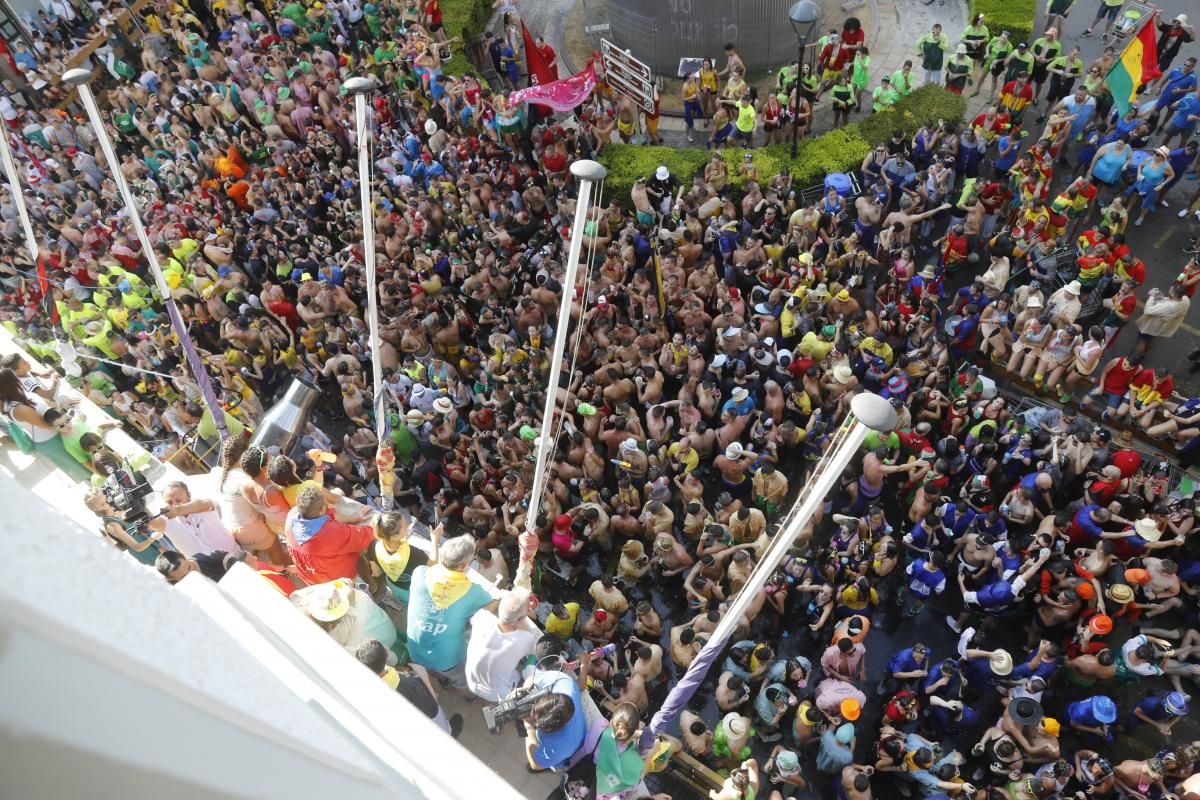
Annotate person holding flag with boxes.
[1105,11,1163,119]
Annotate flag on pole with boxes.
[508,63,598,113]
[1106,14,1163,116]
[521,22,554,86]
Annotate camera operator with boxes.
[524,648,592,772]
[83,485,173,566]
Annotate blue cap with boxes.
[117,279,131,293]
[1166,692,1189,716]
[217,266,232,278]
[1092,696,1117,724]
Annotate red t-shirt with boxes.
[425,0,442,25]
[1101,358,1140,395]
[837,28,865,69]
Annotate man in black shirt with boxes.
[355,639,463,737]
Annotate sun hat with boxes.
[1089,614,1113,635]
[1124,567,1151,584]
[725,442,744,460]
[655,166,670,181]
[1091,696,1117,724]
[723,326,743,337]
[432,396,454,414]
[732,387,749,402]
[424,119,438,135]
[919,264,937,279]
[990,649,1014,676]
[1064,280,1082,295]
[1106,583,1134,604]
[775,749,800,775]
[840,698,861,721]
[821,324,837,337]
[712,354,728,369]
[1166,692,1190,716]
[1009,697,1043,726]
[1026,295,1043,307]
[723,712,748,738]
[833,364,855,383]
[406,408,425,422]
[835,289,851,302]
[1133,518,1162,542]
[307,581,350,622]
[621,437,638,452]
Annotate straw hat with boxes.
[1107,583,1134,604]
[1064,280,1082,295]
[832,364,855,384]
[432,396,454,414]
[723,712,749,738]
[1133,518,1162,542]
[990,649,1014,676]
[732,387,749,402]
[307,581,350,622]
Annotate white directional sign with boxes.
[601,38,655,114]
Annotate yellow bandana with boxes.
[375,541,411,583]
[427,564,472,608]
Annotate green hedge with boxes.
[597,86,966,204]
[970,0,1035,49]
[441,0,492,76]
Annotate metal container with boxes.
[607,0,819,75]
[249,378,320,458]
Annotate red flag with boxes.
[509,63,597,114]
[522,22,553,87]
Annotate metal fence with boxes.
[608,0,815,76]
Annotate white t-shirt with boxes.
[465,613,537,702]
[164,510,239,558]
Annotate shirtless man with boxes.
[580,608,619,645]
[671,623,705,669]
[654,533,695,576]
[634,600,662,638]
[715,442,758,501]
[848,446,913,514]
[609,671,649,713]
[883,198,952,246]
[842,765,875,800]
[1065,648,1117,684]
[628,637,665,685]
[680,710,714,758]
[716,671,752,712]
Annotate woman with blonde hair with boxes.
[595,702,656,800]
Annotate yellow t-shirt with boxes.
[545,602,580,638]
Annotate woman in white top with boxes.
[216,438,290,565]
[0,368,59,445]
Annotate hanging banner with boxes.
[508,62,597,113]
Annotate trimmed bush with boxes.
[597,86,966,205]
[970,0,1035,50]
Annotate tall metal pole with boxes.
[790,39,805,160]
[63,68,230,438]
[513,159,607,590]
[343,77,392,510]
[640,393,897,746]
[343,78,385,438]
[0,131,40,264]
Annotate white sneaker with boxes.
[1161,199,1170,208]
[1181,209,1190,218]
[1195,209,1200,221]
[945,615,963,634]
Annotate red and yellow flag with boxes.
[1106,14,1163,116]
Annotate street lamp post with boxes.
[788,0,822,160]
[63,67,230,439]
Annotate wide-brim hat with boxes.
[722,712,748,738]
[432,397,454,414]
[990,649,1013,676]
[308,582,350,622]
[1107,583,1134,604]
[1134,518,1162,542]
[1009,697,1043,726]
[833,364,855,383]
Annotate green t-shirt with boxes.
[863,430,900,453]
[62,421,96,466]
[852,56,871,88]
[917,33,947,71]
[197,409,245,440]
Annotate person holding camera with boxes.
[83,485,173,566]
[524,650,591,772]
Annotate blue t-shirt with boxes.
[1171,95,1200,129]
[530,671,587,770]
[1135,695,1171,722]
[1067,696,1112,727]
[906,561,946,597]
[1073,505,1105,540]
[1157,68,1198,109]
[886,648,925,676]
[406,565,494,671]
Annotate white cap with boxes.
[655,166,669,181]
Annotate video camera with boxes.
[101,460,155,526]
[481,684,551,735]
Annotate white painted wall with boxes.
[0,474,524,800]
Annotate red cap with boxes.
[554,514,572,531]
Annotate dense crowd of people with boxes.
[2,0,1200,799]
